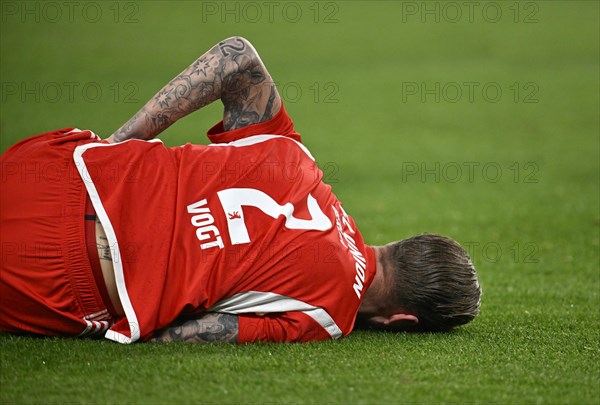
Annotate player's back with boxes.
[76,131,375,343]
[163,135,376,339]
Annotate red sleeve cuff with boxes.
[238,312,332,343]
[206,104,301,144]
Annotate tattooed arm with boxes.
[95,217,125,316]
[107,36,281,143]
[148,313,238,344]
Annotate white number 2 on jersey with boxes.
[216,188,332,245]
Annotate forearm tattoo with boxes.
[148,313,239,344]
[111,37,281,142]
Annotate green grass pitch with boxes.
[1,1,598,403]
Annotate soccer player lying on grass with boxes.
[0,37,481,344]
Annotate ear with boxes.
[386,313,418,326]
[369,313,419,327]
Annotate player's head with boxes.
[383,233,481,332]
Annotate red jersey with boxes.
[73,106,376,343]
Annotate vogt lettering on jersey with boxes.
[187,198,224,250]
[332,204,367,299]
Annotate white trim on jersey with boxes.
[73,138,162,344]
[208,291,343,339]
[208,134,316,161]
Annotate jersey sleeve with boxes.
[206,104,301,144]
[238,312,333,343]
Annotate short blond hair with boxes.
[386,234,482,331]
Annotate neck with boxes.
[358,245,391,317]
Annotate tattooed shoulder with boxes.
[219,37,282,131]
[110,36,280,142]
